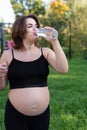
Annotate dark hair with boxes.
[11,14,40,50]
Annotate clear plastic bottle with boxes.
[37,28,58,39]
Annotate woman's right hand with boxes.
[0,62,8,77]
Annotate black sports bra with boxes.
[7,48,49,89]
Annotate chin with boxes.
[34,37,39,42]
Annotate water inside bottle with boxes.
[37,28,46,38]
[37,28,58,39]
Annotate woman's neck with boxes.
[23,42,35,51]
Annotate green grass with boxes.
[0,57,87,130]
[48,57,87,130]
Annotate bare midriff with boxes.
[8,87,50,116]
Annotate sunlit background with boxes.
[0,0,50,23]
[0,0,87,58]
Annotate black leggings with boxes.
[4,99,50,130]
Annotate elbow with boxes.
[62,68,68,74]
[57,65,69,74]
[59,69,68,74]
[61,62,69,74]
[62,66,69,74]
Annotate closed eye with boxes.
[26,24,38,28]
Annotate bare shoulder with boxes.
[0,49,12,64]
[42,47,54,58]
[42,47,53,54]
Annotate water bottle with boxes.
[37,28,58,40]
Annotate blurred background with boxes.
[0,0,87,59]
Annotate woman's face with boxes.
[24,18,39,42]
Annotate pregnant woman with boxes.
[0,14,68,130]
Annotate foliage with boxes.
[46,0,87,57]
[50,0,70,18]
[64,0,87,57]
[42,0,70,54]
[1,0,87,58]
[10,0,46,18]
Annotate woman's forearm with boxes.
[51,39,68,73]
[0,76,7,91]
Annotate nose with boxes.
[33,26,37,32]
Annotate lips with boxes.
[33,32,38,36]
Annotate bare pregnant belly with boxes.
[8,87,50,116]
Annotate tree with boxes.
[10,0,46,19]
[66,0,87,57]
[50,0,70,18]
[45,0,70,48]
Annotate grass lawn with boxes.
[0,57,87,130]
